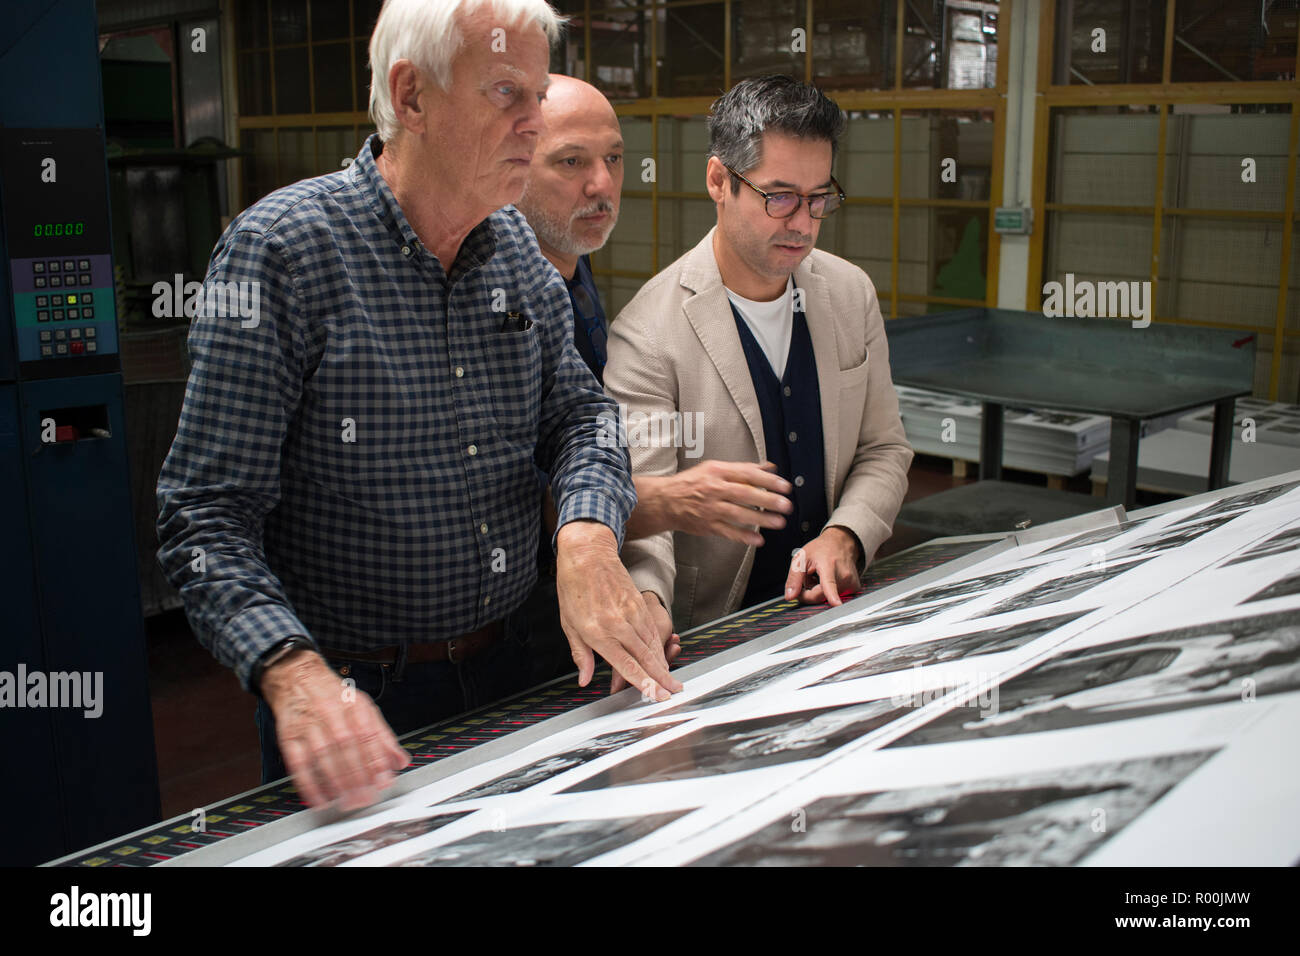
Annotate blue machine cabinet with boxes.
[1,0,160,865]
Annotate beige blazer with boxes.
[604,227,914,632]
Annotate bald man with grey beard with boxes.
[514,76,798,690]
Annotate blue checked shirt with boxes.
[157,133,635,691]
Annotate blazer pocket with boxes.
[672,563,700,632]
[838,347,871,389]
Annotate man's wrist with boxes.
[825,524,863,563]
[252,635,318,699]
[557,518,619,553]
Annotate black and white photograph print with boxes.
[1242,569,1300,604]
[651,651,845,717]
[688,750,1217,866]
[1037,518,1154,556]
[870,565,1039,613]
[562,698,911,792]
[808,611,1091,686]
[437,722,687,803]
[389,811,690,867]
[1221,525,1300,566]
[783,600,967,652]
[274,811,474,867]
[1107,515,1238,559]
[977,558,1151,619]
[891,606,1300,747]
[1171,479,1300,526]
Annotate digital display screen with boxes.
[33,221,86,238]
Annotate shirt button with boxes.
[801,521,810,532]
[402,245,411,257]
[789,431,798,442]
[467,444,478,456]
[794,475,805,487]
[484,596,492,606]
[479,523,488,534]
[455,366,464,378]
[783,386,792,397]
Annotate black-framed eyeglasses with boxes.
[724,165,845,220]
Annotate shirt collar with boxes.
[350,133,498,268]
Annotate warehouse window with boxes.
[574,0,1006,318]
[234,0,383,206]
[1034,1,1300,401]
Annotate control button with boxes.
[37,310,49,322]
[467,444,478,456]
[783,386,792,397]
[83,307,94,319]
[83,293,93,303]
[39,330,51,342]
[86,341,98,353]
[35,295,47,307]
[47,260,59,272]
[66,294,77,304]
[55,343,67,355]
[68,308,79,320]
[78,259,90,270]
[63,260,75,271]
[32,262,45,273]
[794,475,805,487]
[84,327,96,338]
[41,345,53,357]
[34,277,45,288]
[70,340,85,355]
[54,329,66,340]
[52,309,64,321]
[49,275,61,287]
[788,431,797,442]
[52,295,63,306]
[69,328,81,339]
[800,521,810,532]
[80,274,90,286]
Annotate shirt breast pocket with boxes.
[488,321,543,438]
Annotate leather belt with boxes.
[321,621,503,667]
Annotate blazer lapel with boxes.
[795,257,842,506]
[681,230,766,460]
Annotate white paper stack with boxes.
[1176,397,1300,448]
[896,384,1111,476]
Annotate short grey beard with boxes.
[518,195,617,258]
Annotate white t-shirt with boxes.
[725,277,794,380]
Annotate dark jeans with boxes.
[254,576,577,784]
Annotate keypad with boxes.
[30,258,93,291]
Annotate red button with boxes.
[70,340,85,355]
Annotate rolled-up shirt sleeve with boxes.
[156,226,317,691]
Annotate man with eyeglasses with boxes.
[604,75,913,633]
[514,74,805,689]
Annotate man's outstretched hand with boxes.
[611,591,681,694]
[784,526,862,607]
[555,521,684,701]
[260,649,410,811]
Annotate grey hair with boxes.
[707,75,846,192]
[369,0,565,143]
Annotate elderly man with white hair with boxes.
[156,0,681,812]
